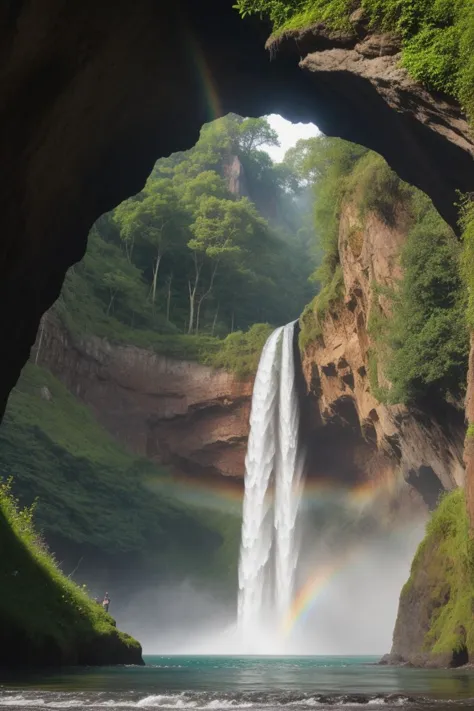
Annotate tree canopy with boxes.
[55,114,317,371]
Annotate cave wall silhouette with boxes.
[1,0,474,416]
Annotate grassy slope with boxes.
[396,489,474,664]
[57,291,267,379]
[0,364,240,583]
[0,479,142,666]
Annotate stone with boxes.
[33,315,252,481]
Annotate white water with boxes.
[237,322,303,652]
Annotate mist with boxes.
[111,494,425,656]
[288,523,424,654]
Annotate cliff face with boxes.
[300,202,465,514]
[34,318,252,482]
[384,489,473,668]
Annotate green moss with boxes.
[467,424,474,440]
[345,151,413,226]
[235,0,353,34]
[0,477,141,663]
[401,489,474,658]
[461,199,474,329]
[367,349,390,403]
[298,296,321,352]
[298,266,344,352]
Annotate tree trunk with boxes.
[195,299,202,335]
[151,252,162,305]
[106,291,116,316]
[188,255,201,334]
[211,302,220,337]
[195,261,218,335]
[231,311,235,333]
[166,273,173,321]
[188,283,196,334]
[124,237,135,263]
[35,313,47,365]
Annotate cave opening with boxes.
[2,0,474,419]
[451,644,469,668]
[406,466,445,511]
[1,0,474,672]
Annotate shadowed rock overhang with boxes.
[1,0,473,417]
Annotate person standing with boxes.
[102,592,110,613]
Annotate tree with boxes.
[102,270,139,316]
[59,112,317,342]
[177,170,228,212]
[188,196,269,333]
[113,194,144,262]
[115,179,184,307]
[237,117,279,154]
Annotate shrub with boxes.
[299,266,344,351]
[346,152,413,226]
[383,201,468,403]
[208,323,273,376]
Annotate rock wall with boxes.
[299,201,465,514]
[464,341,474,529]
[381,488,471,668]
[33,317,252,482]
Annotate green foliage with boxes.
[298,296,321,351]
[345,151,413,226]
[466,423,474,440]
[291,136,368,353]
[0,364,238,581]
[208,323,274,377]
[0,476,141,659]
[234,0,353,31]
[298,266,344,351]
[234,0,474,120]
[291,134,468,402]
[370,195,468,404]
[367,349,390,404]
[460,198,474,329]
[288,136,368,289]
[56,114,315,364]
[401,489,474,658]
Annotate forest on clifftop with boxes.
[52,114,318,376]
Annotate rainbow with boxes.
[142,469,406,520]
[281,553,356,638]
[185,28,223,121]
[142,471,243,514]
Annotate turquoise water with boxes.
[1,655,474,709]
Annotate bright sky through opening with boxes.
[263,114,320,162]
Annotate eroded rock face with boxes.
[1,0,474,420]
[300,202,465,513]
[271,18,474,231]
[34,317,252,480]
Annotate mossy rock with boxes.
[391,489,474,667]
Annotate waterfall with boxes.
[237,321,303,652]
